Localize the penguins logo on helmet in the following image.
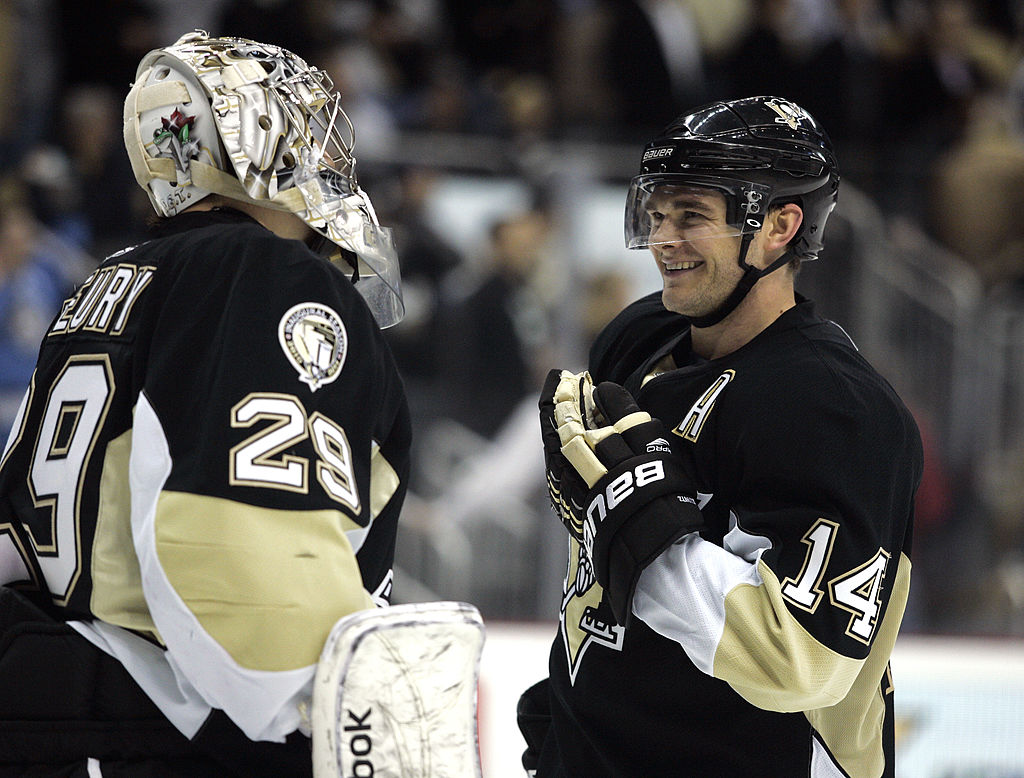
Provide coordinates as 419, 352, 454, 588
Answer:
764, 98, 810, 130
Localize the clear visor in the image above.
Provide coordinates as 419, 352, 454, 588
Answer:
308, 178, 404, 329
624, 177, 772, 250
348, 219, 404, 330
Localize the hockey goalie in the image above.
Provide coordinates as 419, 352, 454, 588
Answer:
0, 29, 482, 777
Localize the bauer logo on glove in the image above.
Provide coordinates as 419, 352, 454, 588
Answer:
584, 460, 667, 559
541, 368, 706, 624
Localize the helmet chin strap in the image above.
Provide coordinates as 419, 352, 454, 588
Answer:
686, 235, 793, 328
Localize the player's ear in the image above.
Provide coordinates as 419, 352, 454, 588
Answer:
763, 203, 803, 252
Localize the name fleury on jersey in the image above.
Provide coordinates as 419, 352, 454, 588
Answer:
48, 259, 155, 338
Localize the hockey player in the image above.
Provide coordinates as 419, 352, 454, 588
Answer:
0, 32, 411, 776
520, 96, 923, 777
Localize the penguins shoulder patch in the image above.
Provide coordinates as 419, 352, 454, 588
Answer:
278, 302, 347, 392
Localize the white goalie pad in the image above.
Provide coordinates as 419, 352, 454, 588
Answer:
311, 601, 485, 778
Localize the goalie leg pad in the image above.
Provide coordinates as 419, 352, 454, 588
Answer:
311, 602, 485, 778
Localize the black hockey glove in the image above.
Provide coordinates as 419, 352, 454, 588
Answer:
552, 372, 704, 625
517, 678, 553, 774
539, 369, 589, 542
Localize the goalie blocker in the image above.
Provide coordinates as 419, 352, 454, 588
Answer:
311, 602, 485, 778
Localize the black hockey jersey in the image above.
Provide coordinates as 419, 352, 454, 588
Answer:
0, 209, 411, 744
542, 293, 921, 777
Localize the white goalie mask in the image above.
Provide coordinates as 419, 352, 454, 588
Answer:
123, 30, 403, 328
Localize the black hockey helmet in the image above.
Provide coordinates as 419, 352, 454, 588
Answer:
625, 96, 840, 261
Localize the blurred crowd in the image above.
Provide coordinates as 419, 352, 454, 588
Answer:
3, 0, 1024, 634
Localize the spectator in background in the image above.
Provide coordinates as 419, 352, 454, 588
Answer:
16, 144, 89, 249
0, 180, 69, 439
59, 85, 148, 257
930, 437, 1024, 636
0, 0, 16, 167
213, 0, 334, 61
873, 0, 1016, 221
356, 0, 445, 109
439, 208, 555, 438
55, 0, 161, 92
578, 269, 632, 347
442, 0, 559, 86
498, 72, 556, 146
320, 37, 400, 160
547, 0, 682, 142
0, 0, 59, 172
928, 90, 1024, 289
708, 0, 1018, 220
9, 88, 148, 259
379, 166, 464, 405
399, 51, 504, 135
712, 0, 851, 130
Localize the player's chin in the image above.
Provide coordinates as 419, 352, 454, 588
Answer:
661, 286, 697, 316
662, 281, 720, 318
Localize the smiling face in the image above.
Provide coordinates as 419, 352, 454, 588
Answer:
643, 184, 748, 318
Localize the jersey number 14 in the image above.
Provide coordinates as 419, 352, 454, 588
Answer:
781, 518, 891, 645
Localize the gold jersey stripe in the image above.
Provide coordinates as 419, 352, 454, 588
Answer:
91, 428, 163, 642
154, 491, 374, 672
714, 559, 864, 712
369, 442, 400, 520
806, 552, 911, 778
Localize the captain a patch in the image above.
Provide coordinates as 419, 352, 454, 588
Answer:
278, 302, 347, 392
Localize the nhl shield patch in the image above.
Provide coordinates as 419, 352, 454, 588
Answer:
278, 302, 347, 391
